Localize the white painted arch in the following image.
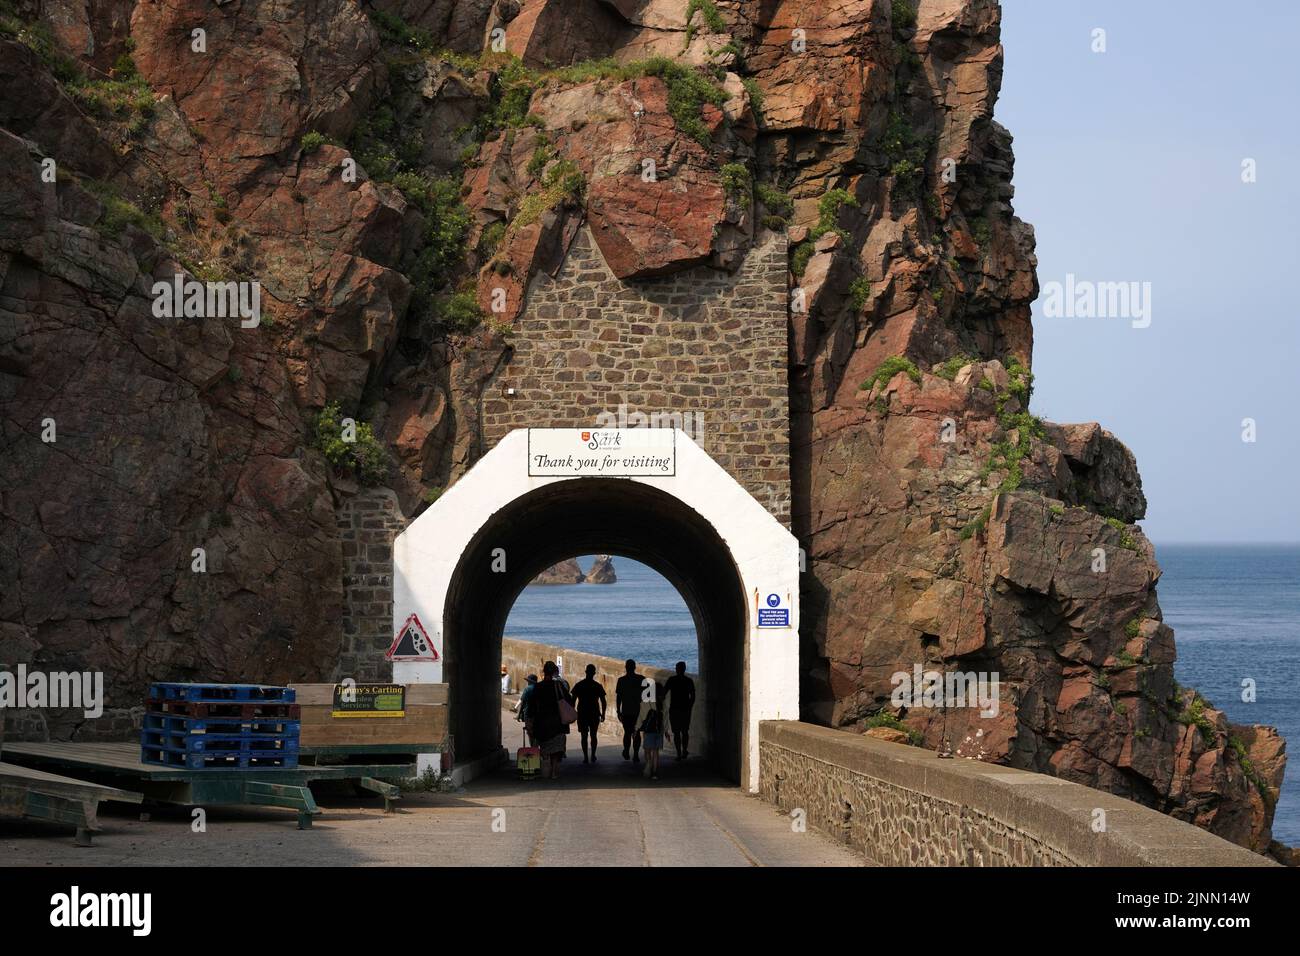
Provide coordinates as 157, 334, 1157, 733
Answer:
392, 428, 800, 791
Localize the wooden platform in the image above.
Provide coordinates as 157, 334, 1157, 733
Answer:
0, 760, 142, 845
292, 682, 448, 755
2, 742, 416, 827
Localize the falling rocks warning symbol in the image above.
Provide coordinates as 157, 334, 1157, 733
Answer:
386, 613, 439, 661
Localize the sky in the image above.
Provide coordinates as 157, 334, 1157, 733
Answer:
995, 0, 1300, 544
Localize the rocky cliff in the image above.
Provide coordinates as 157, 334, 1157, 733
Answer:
530, 558, 584, 585
0, 0, 1285, 854
584, 554, 616, 583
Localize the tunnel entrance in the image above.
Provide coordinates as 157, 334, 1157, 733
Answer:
448, 482, 746, 780
392, 429, 799, 791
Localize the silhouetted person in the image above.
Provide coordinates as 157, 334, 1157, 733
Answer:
516, 672, 539, 747
664, 661, 696, 761
638, 679, 665, 780
531, 661, 574, 779
570, 664, 607, 764
615, 659, 644, 763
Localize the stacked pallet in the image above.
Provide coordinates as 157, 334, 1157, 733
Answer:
140, 683, 300, 770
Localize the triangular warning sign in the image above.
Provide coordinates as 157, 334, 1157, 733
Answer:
387, 613, 439, 662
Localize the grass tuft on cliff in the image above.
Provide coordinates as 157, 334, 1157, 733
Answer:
792, 188, 858, 275
2, 7, 156, 133
864, 712, 922, 746
720, 163, 752, 207
313, 402, 391, 485
511, 158, 585, 231
861, 355, 921, 392
936, 354, 977, 380
81, 179, 164, 241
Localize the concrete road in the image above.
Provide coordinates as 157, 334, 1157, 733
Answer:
0, 709, 862, 867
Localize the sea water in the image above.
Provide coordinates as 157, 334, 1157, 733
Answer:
505, 547, 1300, 845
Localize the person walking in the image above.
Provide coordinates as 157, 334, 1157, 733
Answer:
531, 661, 573, 779
570, 664, 607, 764
663, 661, 696, 761
516, 673, 538, 747
638, 679, 665, 780
615, 659, 644, 763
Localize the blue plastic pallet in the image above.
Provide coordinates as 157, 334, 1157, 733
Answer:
147, 683, 296, 703
140, 746, 299, 770
142, 712, 300, 736
140, 730, 299, 755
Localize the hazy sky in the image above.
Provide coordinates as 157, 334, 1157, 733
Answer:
996, 1, 1299, 544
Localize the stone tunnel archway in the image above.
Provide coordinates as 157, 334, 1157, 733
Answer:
392, 429, 799, 791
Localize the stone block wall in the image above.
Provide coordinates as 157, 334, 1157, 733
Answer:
482, 227, 791, 522
758, 720, 1274, 867
336, 488, 408, 682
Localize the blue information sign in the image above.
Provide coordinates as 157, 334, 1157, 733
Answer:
758, 592, 791, 628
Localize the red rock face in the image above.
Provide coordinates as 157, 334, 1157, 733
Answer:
554, 76, 728, 279
0, 0, 1286, 852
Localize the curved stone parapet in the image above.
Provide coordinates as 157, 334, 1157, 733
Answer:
759, 721, 1275, 867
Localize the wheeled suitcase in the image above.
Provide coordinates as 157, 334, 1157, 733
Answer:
516, 725, 541, 778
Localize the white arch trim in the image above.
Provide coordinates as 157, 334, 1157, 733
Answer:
391, 428, 800, 791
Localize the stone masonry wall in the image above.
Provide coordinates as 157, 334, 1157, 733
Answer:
758, 721, 1274, 867
483, 227, 791, 522
336, 488, 407, 682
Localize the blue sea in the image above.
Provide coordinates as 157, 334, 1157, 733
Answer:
1159, 544, 1300, 846
506, 548, 1299, 845
506, 558, 698, 669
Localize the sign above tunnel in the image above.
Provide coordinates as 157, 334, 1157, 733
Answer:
527, 428, 676, 478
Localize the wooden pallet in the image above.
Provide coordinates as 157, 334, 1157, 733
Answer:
1, 742, 414, 826
0, 761, 143, 845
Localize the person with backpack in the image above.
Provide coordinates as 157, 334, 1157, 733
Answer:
531, 661, 575, 779
516, 673, 538, 747
637, 678, 665, 780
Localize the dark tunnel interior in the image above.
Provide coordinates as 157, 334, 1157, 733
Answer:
442, 479, 748, 782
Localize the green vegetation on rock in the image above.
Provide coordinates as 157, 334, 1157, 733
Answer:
511, 158, 584, 231
848, 276, 873, 311
891, 0, 919, 30
881, 109, 928, 200
936, 354, 976, 380
82, 179, 164, 241
755, 183, 793, 229
864, 712, 922, 746
313, 401, 391, 485
792, 188, 858, 275
720, 163, 752, 207
685, 0, 726, 46
1, 8, 155, 134
860, 355, 921, 391
366, 8, 435, 52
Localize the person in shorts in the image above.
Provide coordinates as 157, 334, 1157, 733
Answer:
663, 661, 696, 760
615, 659, 644, 763
570, 664, 607, 763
